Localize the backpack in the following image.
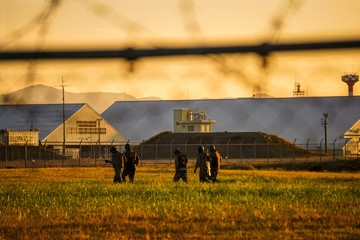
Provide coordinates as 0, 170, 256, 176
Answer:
178, 154, 188, 168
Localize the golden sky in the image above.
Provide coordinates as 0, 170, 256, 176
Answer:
1, 0, 360, 99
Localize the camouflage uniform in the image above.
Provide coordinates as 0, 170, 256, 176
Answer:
209, 145, 222, 182
173, 148, 188, 183
194, 146, 211, 182
108, 147, 124, 183
122, 144, 140, 183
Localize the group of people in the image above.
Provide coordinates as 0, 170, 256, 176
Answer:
105, 143, 140, 183
107, 143, 222, 183
173, 145, 222, 183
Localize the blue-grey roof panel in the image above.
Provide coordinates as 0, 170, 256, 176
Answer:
101, 97, 360, 143
0, 104, 85, 139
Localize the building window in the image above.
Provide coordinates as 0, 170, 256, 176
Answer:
188, 125, 194, 131
77, 121, 97, 127
67, 127, 106, 135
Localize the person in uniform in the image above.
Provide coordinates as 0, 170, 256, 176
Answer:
122, 143, 140, 183
194, 145, 211, 183
105, 146, 124, 183
208, 145, 222, 182
173, 148, 188, 183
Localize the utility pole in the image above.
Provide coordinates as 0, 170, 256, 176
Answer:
321, 113, 328, 154
62, 77, 66, 163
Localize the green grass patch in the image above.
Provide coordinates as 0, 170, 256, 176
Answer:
0, 166, 359, 239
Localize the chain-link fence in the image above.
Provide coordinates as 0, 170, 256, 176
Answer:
1, 139, 356, 168
0, 144, 119, 168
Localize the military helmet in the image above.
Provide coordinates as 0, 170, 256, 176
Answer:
110, 146, 117, 153
197, 145, 204, 153
209, 145, 216, 151
174, 148, 181, 154
125, 143, 131, 150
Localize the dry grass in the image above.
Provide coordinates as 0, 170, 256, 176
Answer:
0, 165, 359, 239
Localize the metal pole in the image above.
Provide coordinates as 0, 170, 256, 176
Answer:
319, 139, 323, 162
155, 139, 160, 164
266, 140, 269, 165
321, 113, 328, 154
5, 145, 7, 167
25, 141, 28, 168
79, 139, 83, 166
226, 138, 231, 163
306, 139, 310, 161
97, 118, 102, 160
344, 138, 349, 160
332, 138, 337, 161
140, 144, 143, 165
62, 77, 66, 167
293, 139, 297, 162
184, 139, 189, 153
170, 138, 174, 164
254, 139, 257, 164
240, 139, 243, 164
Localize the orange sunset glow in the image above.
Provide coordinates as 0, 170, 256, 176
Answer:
1, 0, 360, 99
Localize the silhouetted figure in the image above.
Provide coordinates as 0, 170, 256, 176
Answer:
105, 146, 124, 183
122, 144, 140, 183
208, 145, 222, 182
194, 145, 211, 183
173, 148, 188, 183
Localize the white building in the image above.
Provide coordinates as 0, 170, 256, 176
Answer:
342, 119, 360, 156
0, 103, 128, 157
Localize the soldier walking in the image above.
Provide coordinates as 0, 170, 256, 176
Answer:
105, 146, 124, 183
122, 143, 140, 183
173, 148, 188, 183
208, 145, 222, 182
194, 145, 211, 183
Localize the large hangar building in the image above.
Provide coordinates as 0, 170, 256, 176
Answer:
102, 96, 360, 144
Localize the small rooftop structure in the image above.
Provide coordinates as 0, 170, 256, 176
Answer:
0, 128, 40, 146
174, 108, 216, 133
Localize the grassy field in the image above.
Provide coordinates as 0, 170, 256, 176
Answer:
0, 165, 359, 239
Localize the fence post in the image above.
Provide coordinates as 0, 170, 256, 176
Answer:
253, 139, 257, 164
306, 139, 310, 161
266, 140, 269, 165
226, 138, 231, 163
140, 143, 143, 166
184, 139, 189, 153
344, 138, 349, 160
293, 139, 297, 162
5, 145, 8, 167
170, 138, 174, 164
155, 139, 160, 164
319, 139, 323, 162
95, 139, 100, 166
79, 140, 83, 166
25, 141, 28, 168
280, 142, 283, 162
38, 144, 41, 162
240, 139, 243, 164
332, 138, 337, 161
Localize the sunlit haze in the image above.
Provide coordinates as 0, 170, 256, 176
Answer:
1, 0, 360, 99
